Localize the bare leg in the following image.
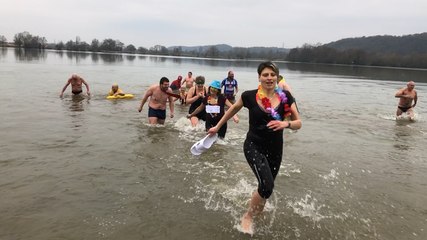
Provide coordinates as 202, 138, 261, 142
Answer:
241, 191, 266, 235
190, 116, 199, 127
396, 108, 403, 118
148, 117, 158, 124
408, 108, 415, 121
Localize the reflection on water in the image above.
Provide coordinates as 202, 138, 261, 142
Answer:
67, 94, 88, 112
91, 52, 99, 62
100, 53, 123, 63
284, 62, 427, 83
5, 47, 427, 84
392, 120, 418, 152
126, 55, 136, 61
14, 48, 47, 61
0, 47, 7, 57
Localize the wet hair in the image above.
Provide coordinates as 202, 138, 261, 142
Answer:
159, 77, 169, 84
195, 76, 205, 84
257, 61, 279, 76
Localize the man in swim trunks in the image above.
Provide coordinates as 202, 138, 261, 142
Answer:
60, 74, 90, 97
395, 81, 418, 120
181, 71, 195, 104
138, 77, 175, 124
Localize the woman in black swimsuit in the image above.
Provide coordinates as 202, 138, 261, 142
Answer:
208, 61, 302, 234
186, 76, 208, 127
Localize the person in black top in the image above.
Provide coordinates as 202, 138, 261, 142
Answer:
186, 76, 208, 127
208, 61, 302, 235
187, 80, 238, 138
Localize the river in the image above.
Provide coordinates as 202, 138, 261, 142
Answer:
0, 47, 426, 239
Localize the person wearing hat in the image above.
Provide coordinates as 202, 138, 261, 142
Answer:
187, 80, 238, 138
186, 76, 208, 127
108, 83, 125, 96
169, 75, 184, 103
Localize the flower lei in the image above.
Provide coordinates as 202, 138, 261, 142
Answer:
256, 85, 291, 120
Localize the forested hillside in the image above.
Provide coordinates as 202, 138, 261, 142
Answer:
324, 33, 427, 55
286, 33, 427, 69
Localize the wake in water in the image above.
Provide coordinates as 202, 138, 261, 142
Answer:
377, 112, 421, 122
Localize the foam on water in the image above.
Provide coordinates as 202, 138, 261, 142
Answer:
287, 193, 326, 222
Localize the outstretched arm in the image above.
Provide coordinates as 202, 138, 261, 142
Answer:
208, 97, 243, 135
187, 103, 205, 118
60, 80, 71, 97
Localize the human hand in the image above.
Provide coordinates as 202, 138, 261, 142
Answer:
267, 120, 285, 131
186, 114, 192, 119
138, 106, 143, 112
59, 93, 63, 98
207, 126, 219, 136
233, 116, 239, 123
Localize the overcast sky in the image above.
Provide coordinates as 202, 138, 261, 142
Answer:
1, 0, 426, 48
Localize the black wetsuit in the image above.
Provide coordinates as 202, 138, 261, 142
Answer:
241, 89, 295, 199
188, 88, 207, 121
203, 94, 227, 138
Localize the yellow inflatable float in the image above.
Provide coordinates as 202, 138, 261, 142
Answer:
106, 94, 134, 99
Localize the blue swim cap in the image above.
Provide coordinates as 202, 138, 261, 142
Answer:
209, 80, 221, 90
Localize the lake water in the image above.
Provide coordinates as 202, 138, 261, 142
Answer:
1, 47, 426, 240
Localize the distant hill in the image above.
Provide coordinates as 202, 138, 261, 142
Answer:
324, 32, 427, 55
168, 44, 233, 52
168, 44, 290, 54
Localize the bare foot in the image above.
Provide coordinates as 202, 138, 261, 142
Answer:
240, 212, 254, 235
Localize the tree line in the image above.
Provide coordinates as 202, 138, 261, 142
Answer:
286, 44, 427, 69
2, 31, 427, 69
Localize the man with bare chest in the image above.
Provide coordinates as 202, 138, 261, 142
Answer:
138, 77, 175, 124
395, 81, 418, 120
60, 74, 90, 97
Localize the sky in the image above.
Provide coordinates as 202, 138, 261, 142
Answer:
1, 0, 426, 49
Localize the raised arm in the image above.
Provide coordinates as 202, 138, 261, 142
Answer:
395, 88, 406, 98
186, 86, 204, 104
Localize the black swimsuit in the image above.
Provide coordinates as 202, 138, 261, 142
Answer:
188, 88, 207, 121
398, 106, 411, 112
203, 95, 227, 138
241, 89, 295, 199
